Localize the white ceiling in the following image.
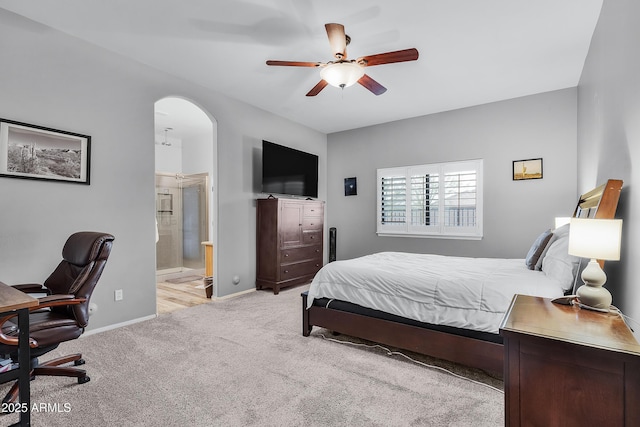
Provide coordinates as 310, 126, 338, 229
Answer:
0, 0, 603, 135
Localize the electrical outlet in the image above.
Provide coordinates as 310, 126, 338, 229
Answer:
114, 289, 123, 301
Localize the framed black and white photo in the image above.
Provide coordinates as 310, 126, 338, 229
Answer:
344, 177, 357, 196
0, 118, 91, 184
512, 158, 542, 181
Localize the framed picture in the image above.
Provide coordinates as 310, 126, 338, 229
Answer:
344, 177, 357, 196
0, 118, 91, 184
512, 158, 542, 181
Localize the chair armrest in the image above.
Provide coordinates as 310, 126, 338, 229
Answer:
37, 294, 86, 308
0, 295, 85, 348
0, 313, 38, 348
11, 283, 50, 294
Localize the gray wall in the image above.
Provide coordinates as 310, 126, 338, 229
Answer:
327, 89, 577, 260
577, 0, 640, 325
0, 9, 326, 330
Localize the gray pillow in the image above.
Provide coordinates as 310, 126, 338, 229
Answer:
525, 229, 553, 270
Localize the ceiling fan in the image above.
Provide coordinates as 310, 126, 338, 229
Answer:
266, 23, 419, 96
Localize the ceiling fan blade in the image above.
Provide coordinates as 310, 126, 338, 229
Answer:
306, 80, 328, 97
266, 60, 321, 67
325, 23, 347, 59
358, 74, 387, 95
357, 48, 419, 67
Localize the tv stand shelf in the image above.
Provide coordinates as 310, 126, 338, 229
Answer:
256, 198, 324, 294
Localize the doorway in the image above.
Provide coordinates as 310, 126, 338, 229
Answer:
154, 97, 217, 314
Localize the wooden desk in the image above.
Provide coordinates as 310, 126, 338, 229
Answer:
0, 282, 39, 427
500, 294, 640, 427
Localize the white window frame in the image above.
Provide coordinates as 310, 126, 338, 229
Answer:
377, 159, 483, 240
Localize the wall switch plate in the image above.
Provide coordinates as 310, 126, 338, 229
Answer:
114, 289, 123, 301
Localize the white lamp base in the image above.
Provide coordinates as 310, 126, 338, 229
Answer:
576, 259, 612, 310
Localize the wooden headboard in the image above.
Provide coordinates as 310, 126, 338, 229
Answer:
573, 179, 623, 220
572, 179, 623, 268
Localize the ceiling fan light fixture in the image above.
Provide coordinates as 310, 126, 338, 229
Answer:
266, 23, 418, 96
320, 62, 364, 89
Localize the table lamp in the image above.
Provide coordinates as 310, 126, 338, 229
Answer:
568, 218, 623, 310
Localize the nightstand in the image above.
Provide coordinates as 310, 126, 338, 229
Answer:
499, 294, 640, 427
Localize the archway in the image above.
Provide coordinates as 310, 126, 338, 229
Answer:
154, 97, 217, 313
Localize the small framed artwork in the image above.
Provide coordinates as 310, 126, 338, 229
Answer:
344, 177, 357, 196
512, 158, 543, 181
0, 118, 91, 184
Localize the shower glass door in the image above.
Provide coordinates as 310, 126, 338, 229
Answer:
156, 172, 209, 274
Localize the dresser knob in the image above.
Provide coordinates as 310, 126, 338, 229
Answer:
284, 270, 288, 274
284, 254, 289, 257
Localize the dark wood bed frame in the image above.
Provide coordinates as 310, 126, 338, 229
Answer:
302, 179, 623, 378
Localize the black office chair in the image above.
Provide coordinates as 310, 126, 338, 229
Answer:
0, 231, 114, 403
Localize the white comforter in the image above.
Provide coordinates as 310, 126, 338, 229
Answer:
307, 252, 566, 334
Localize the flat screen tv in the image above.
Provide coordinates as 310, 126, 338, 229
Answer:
262, 140, 318, 198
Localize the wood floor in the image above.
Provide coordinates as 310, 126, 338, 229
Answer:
157, 278, 210, 315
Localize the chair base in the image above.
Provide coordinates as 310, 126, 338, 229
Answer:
2, 353, 90, 404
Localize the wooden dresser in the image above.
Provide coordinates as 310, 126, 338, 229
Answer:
500, 294, 640, 427
256, 198, 324, 294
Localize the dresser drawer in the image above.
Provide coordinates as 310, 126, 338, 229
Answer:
304, 203, 323, 217
281, 245, 322, 264
302, 217, 322, 230
280, 258, 323, 280
302, 230, 322, 245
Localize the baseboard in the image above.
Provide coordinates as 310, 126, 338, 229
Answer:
82, 314, 157, 337
211, 288, 255, 301
81, 290, 255, 336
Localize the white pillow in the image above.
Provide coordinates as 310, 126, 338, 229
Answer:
541, 224, 582, 291
535, 223, 570, 270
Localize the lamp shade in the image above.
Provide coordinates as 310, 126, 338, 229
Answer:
568, 218, 622, 260
320, 62, 365, 88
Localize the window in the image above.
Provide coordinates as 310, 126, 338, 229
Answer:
377, 159, 483, 239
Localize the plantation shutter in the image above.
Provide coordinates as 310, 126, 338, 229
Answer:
408, 165, 439, 233
380, 174, 406, 225
377, 159, 483, 239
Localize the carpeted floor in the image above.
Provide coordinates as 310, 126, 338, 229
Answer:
1, 285, 503, 426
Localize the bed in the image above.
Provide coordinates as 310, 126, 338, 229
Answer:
302, 179, 623, 377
